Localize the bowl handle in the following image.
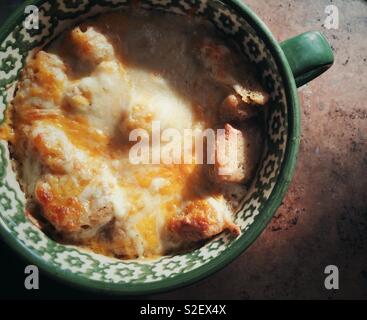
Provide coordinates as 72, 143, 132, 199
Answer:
280, 31, 334, 87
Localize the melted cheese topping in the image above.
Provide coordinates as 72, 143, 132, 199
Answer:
7, 9, 248, 259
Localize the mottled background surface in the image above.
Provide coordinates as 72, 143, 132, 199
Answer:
0, 0, 366, 299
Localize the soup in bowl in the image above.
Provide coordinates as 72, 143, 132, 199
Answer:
0, 0, 333, 294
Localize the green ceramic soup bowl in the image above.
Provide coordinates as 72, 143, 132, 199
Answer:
0, 0, 333, 295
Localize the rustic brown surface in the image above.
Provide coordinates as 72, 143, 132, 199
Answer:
155, 0, 367, 299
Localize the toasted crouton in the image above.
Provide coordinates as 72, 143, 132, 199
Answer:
70, 26, 115, 66
209, 122, 263, 184
219, 93, 260, 122
197, 38, 269, 111
167, 198, 240, 242
35, 178, 114, 239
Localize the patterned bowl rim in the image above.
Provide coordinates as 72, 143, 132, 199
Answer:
0, 0, 300, 295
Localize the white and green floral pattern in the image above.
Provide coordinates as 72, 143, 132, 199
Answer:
0, 0, 289, 292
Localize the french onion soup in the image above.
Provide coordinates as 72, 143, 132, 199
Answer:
2, 9, 269, 259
